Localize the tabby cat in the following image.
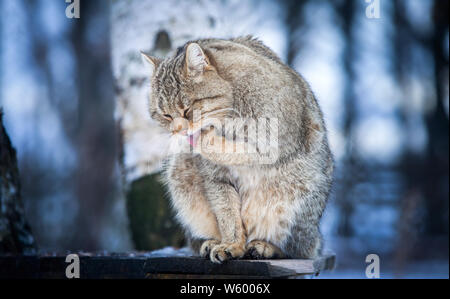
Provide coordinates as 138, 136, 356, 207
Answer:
142, 36, 333, 263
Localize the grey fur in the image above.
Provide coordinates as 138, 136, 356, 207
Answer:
144, 36, 334, 263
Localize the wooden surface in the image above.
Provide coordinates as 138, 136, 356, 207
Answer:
0, 253, 335, 279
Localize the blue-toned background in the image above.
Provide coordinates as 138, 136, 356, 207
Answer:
0, 0, 448, 278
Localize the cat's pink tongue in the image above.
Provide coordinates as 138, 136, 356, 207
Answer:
188, 135, 195, 147
188, 131, 201, 147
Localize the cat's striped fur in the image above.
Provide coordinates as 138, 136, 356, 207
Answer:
143, 36, 333, 263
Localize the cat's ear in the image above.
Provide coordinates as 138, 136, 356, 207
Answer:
141, 52, 160, 75
185, 43, 209, 77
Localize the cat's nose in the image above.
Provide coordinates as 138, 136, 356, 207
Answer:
172, 117, 188, 135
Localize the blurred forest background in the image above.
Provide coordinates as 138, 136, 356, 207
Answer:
0, 0, 448, 278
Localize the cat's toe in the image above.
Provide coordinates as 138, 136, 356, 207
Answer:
209, 243, 245, 264
200, 240, 220, 258
245, 246, 262, 259
245, 241, 284, 259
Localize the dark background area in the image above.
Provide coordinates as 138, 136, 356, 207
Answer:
0, 0, 448, 278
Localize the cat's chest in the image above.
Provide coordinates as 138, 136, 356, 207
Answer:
229, 166, 272, 197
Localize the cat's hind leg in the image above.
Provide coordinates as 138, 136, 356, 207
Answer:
241, 181, 323, 260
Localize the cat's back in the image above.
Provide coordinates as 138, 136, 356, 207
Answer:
227, 36, 283, 64
191, 36, 283, 67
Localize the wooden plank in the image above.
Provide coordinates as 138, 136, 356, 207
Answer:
0, 253, 335, 279
144, 257, 296, 278
247, 253, 336, 276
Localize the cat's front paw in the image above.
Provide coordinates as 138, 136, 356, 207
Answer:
199, 240, 220, 258
209, 243, 245, 264
245, 240, 284, 260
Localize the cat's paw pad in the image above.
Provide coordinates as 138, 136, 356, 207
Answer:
245, 240, 283, 260
199, 240, 220, 258
209, 243, 245, 264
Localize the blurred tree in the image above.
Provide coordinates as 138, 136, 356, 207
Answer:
6, 0, 131, 251
0, 0, 1, 143
394, 0, 449, 263
0, 111, 36, 254
69, 0, 120, 250
393, 0, 419, 270
423, 0, 449, 236
283, 0, 307, 66
333, 0, 360, 237
19, 0, 73, 249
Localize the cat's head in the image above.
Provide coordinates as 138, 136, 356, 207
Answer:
142, 43, 233, 147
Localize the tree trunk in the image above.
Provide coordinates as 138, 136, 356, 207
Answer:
110, 0, 222, 250
333, 0, 358, 237
111, 0, 225, 184
283, 0, 307, 67
422, 0, 449, 236
0, 111, 36, 254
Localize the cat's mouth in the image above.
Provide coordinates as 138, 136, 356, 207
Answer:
188, 130, 201, 147
187, 127, 216, 148
187, 118, 215, 147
